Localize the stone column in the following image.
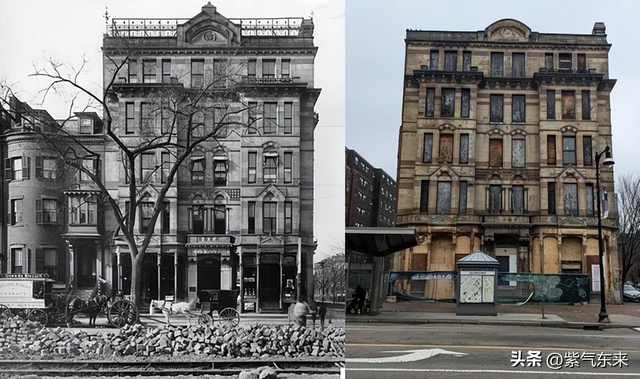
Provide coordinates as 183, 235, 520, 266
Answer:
116, 247, 122, 293
157, 252, 161, 300
221, 252, 232, 290
187, 252, 198, 302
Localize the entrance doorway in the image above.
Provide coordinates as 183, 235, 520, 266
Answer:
160, 255, 175, 299
197, 257, 221, 300
141, 255, 158, 306
259, 253, 280, 311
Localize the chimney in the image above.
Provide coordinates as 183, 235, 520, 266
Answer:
592, 22, 606, 35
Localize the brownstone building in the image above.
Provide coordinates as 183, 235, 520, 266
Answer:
393, 19, 621, 303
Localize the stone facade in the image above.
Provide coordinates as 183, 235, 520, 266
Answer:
393, 19, 620, 303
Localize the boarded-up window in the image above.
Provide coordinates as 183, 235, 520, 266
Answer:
425, 88, 435, 117
586, 183, 595, 216
559, 54, 572, 71
562, 91, 575, 119
512, 139, 525, 168
489, 185, 502, 214
548, 182, 556, 215
439, 134, 453, 163
459, 134, 469, 164
512, 95, 525, 122
545, 53, 554, 70
564, 183, 578, 216
563, 136, 576, 165
436, 182, 451, 214
489, 139, 503, 167
490, 52, 504, 76
547, 135, 556, 165
412, 254, 428, 270
441, 89, 455, 117
445, 51, 457, 71
583, 135, 592, 166
459, 181, 468, 214
512, 53, 525, 77
547, 90, 556, 119
582, 90, 591, 120
463, 51, 472, 71
490, 95, 503, 122
461, 89, 470, 118
423, 133, 433, 163
430, 50, 439, 70
577, 54, 587, 73
420, 180, 429, 212
512, 185, 524, 214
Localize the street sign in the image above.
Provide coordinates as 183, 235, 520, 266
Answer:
346, 348, 467, 363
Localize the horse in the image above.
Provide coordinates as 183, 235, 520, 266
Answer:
65, 278, 112, 327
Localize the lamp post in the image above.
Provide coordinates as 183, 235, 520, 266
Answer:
595, 145, 614, 323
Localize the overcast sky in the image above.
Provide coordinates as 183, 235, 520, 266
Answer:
0, 0, 345, 262
346, 0, 640, 181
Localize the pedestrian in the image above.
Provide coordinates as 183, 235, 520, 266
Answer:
292, 298, 311, 327
318, 302, 327, 327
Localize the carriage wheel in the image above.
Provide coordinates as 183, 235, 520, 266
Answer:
108, 299, 138, 328
27, 309, 49, 326
218, 308, 240, 327
0, 304, 12, 322
197, 313, 213, 326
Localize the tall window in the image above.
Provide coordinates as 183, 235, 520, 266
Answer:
248, 152, 257, 183
512, 95, 525, 122
511, 53, 525, 77
140, 202, 154, 233
582, 90, 591, 120
545, 53, 554, 70
284, 202, 293, 234
490, 95, 503, 122
140, 102, 152, 130
444, 51, 457, 71
192, 205, 204, 234
161, 102, 172, 134
191, 157, 205, 186
564, 183, 578, 216
7, 157, 24, 181
69, 195, 96, 225
191, 59, 204, 88
263, 156, 277, 182
490, 52, 504, 76
462, 51, 472, 71
43, 248, 58, 281
546, 90, 556, 119
162, 202, 170, 234
586, 183, 595, 216
438, 134, 453, 163
512, 185, 524, 214
548, 182, 556, 215
563, 136, 576, 165
162, 59, 171, 83
489, 185, 502, 214
125, 102, 135, 134
10, 199, 22, 225
489, 139, 503, 167
143, 59, 156, 83
36, 156, 57, 179
36, 198, 57, 224
191, 112, 205, 138
441, 88, 455, 117
11, 248, 23, 274
284, 152, 293, 183
78, 158, 96, 182
577, 54, 587, 73
128, 60, 138, 83
214, 204, 226, 234
213, 159, 227, 186
247, 101, 258, 135
419, 180, 428, 212
512, 139, 525, 168
547, 135, 557, 165
583, 135, 593, 166
461, 88, 470, 118
425, 88, 435, 117
247, 59, 256, 77
459, 134, 469, 164
284, 102, 293, 134
262, 60, 275, 78
281, 59, 291, 78
562, 91, 576, 119
263, 102, 277, 134
248, 202, 256, 234
559, 53, 572, 71
423, 133, 433, 163
161, 152, 170, 184
436, 182, 451, 214
429, 50, 439, 70
140, 153, 155, 183
263, 202, 277, 234
459, 181, 468, 214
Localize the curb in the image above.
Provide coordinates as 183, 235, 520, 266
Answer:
346, 317, 636, 330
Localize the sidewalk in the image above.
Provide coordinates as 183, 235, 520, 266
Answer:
347, 300, 640, 329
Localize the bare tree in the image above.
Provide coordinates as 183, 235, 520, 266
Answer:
617, 174, 640, 284
1, 44, 267, 306
314, 252, 345, 304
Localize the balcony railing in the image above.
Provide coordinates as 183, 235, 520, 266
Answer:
538, 67, 597, 74
242, 76, 303, 85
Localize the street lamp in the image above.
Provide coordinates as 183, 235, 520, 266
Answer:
595, 146, 614, 323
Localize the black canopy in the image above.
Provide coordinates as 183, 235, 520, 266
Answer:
346, 227, 418, 257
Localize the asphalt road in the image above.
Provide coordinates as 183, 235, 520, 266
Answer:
346, 323, 640, 378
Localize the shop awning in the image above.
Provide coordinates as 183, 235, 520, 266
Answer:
346, 227, 418, 257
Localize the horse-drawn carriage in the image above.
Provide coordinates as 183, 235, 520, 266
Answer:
197, 289, 240, 327
0, 274, 138, 328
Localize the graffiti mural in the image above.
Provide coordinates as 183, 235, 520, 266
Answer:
498, 273, 590, 303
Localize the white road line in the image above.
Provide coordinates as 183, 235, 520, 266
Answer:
634, 327, 640, 333
348, 327, 639, 339
346, 368, 640, 376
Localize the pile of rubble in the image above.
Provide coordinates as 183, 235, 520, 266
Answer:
0, 317, 345, 359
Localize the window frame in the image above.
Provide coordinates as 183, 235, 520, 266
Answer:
248, 152, 257, 183
582, 90, 591, 120
562, 136, 576, 166
546, 90, 556, 120
423, 133, 433, 163
263, 102, 277, 134
490, 94, 504, 123
425, 88, 435, 117
191, 59, 205, 88
284, 102, 293, 134
262, 59, 276, 78
162, 59, 171, 83
284, 202, 293, 234
512, 94, 526, 123
436, 181, 452, 214
511, 53, 526, 77
490, 52, 504, 77
284, 152, 293, 184
583, 135, 593, 166
142, 59, 157, 83
441, 88, 455, 117
511, 138, 526, 168
125, 102, 135, 134
262, 202, 277, 234
263, 155, 277, 183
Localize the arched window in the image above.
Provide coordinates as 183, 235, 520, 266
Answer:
213, 195, 226, 234
190, 154, 205, 186
213, 152, 228, 186
263, 150, 278, 183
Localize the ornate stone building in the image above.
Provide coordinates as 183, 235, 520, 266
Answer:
393, 19, 620, 302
